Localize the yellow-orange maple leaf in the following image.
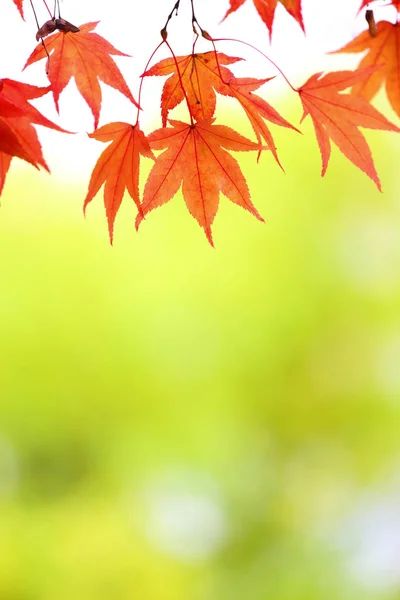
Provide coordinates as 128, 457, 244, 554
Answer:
136, 119, 265, 246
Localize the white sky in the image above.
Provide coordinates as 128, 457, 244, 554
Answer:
0, 0, 390, 177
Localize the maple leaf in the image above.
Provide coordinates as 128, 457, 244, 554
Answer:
334, 21, 400, 119
218, 76, 299, 165
136, 119, 265, 246
12, 0, 24, 18
24, 22, 140, 129
143, 52, 242, 125
0, 78, 68, 192
0, 82, 30, 119
297, 69, 400, 189
0, 79, 66, 169
84, 122, 155, 244
0, 79, 65, 132
223, 0, 304, 37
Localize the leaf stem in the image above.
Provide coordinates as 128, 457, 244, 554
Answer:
210, 36, 297, 92
41, 0, 53, 18
162, 0, 181, 34
165, 39, 195, 125
30, 0, 51, 70
190, 0, 200, 34
53, 0, 60, 19
136, 40, 165, 126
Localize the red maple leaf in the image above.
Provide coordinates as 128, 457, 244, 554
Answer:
0, 79, 65, 132
0, 78, 68, 191
297, 69, 400, 189
12, 0, 24, 18
136, 119, 265, 246
223, 0, 304, 37
24, 22, 139, 129
84, 122, 155, 244
0, 119, 33, 163
334, 21, 400, 119
0, 80, 38, 165
143, 52, 242, 126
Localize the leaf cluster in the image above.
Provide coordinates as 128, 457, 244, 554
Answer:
2, 0, 400, 244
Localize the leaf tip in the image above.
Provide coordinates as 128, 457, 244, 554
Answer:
107, 218, 115, 245
202, 223, 214, 247
253, 210, 265, 224
206, 232, 215, 248
135, 213, 143, 232
83, 198, 89, 217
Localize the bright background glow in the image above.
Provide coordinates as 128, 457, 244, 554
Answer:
1, 1, 400, 599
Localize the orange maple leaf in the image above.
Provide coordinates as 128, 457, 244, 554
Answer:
84, 122, 155, 244
24, 22, 139, 129
218, 76, 299, 165
223, 0, 304, 37
0, 78, 67, 169
297, 69, 400, 189
334, 21, 400, 119
136, 119, 265, 246
143, 52, 242, 125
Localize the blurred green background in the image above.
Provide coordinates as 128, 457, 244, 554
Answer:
1, 100, 400, 600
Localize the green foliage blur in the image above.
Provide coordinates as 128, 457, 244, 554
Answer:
1, 104, 400, 600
